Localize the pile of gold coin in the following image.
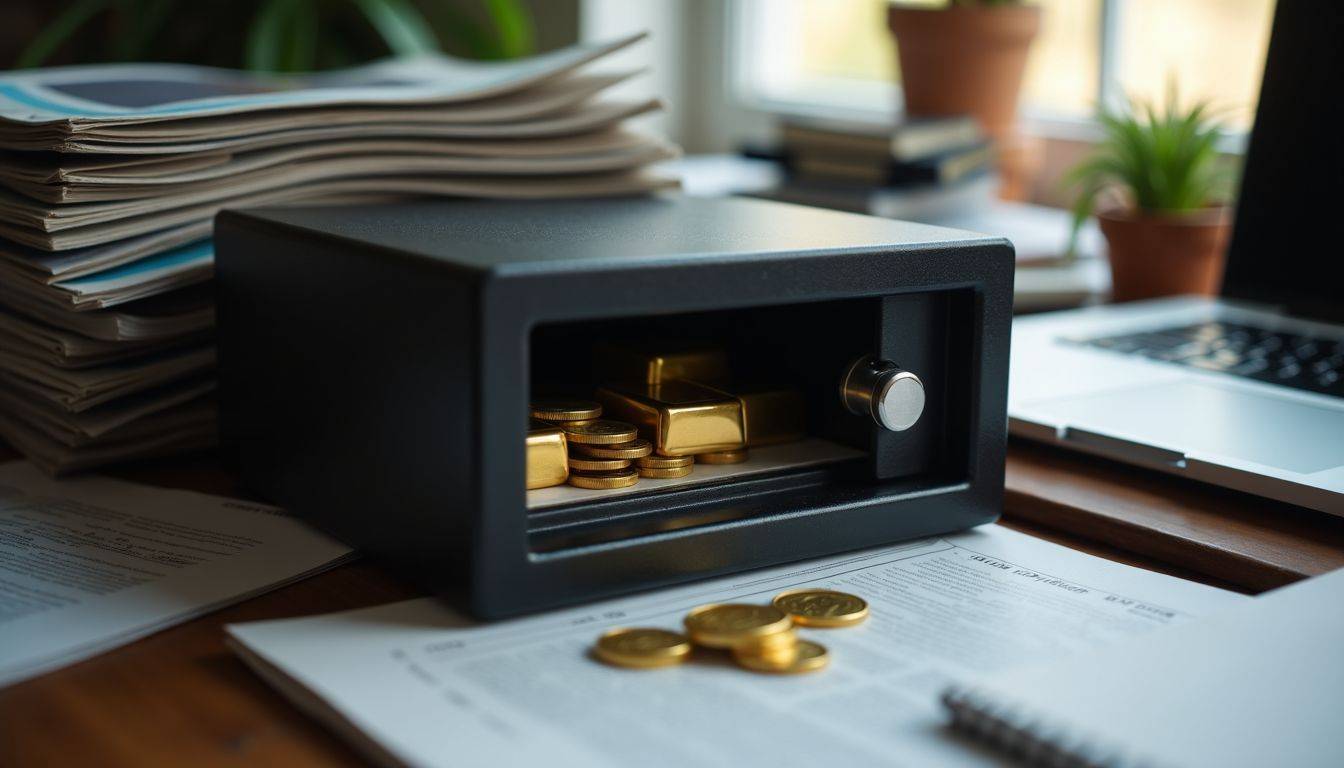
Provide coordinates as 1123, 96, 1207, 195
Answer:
530, 398, 704, 490
526, 344, 812, 492
592, 588, 868, 674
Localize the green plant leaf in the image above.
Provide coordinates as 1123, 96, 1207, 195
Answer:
352, 0, 439, 58
284, 0, 319, 71
420, 3, 497, 59
483, 0, 535, 59
246, 0, 296, 72
1063, 86, 1230, 252
16, 0, 112, 68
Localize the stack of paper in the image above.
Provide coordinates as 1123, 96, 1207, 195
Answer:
0, 33, 677, 473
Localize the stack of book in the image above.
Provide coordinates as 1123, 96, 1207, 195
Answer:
767, 116, 995, 218
752, 119, 1105, 306
0, 33, 678, 474
783, 117, 988, 185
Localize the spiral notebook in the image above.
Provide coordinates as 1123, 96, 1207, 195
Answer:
942, 567, 1344, 768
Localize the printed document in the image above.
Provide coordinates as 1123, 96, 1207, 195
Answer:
227, 524, 1246, 768
0, 461, 351, 687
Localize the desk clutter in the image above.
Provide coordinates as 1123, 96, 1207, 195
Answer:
0, 33, 676, 474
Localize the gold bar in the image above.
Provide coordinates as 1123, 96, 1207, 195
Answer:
596, 381, 745, 457
595, 343, 729, 384
525, 418, 569, 490
735, 387, 806, 447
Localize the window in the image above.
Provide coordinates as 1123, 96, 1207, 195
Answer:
732, 0, 1275, 132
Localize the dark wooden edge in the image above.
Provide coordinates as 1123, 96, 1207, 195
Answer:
1004, 438, 1344, 594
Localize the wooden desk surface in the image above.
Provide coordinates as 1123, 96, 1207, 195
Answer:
1003, 439, 1344, 593
3, 443, 1343, 766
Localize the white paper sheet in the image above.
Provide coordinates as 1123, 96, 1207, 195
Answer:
943, 567, 1344, 768
226, 525, 1247, 768
0, 462, 352, 687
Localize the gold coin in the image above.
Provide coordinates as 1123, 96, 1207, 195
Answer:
564, 420, 639, 445
635, 454, 694, 469
568, 456, 632, 471
696, 448, 749, 465
594, 628, 692, 669
683, 603, 792, 649
573, 438, 653, 459
530, 399, 602, 422
732, 629, 799, 669
637, 465, 693, 479
772, 589, 870, 627
741, 647, 799, 671
734, 639, 829, 674
567, 467, 639, 489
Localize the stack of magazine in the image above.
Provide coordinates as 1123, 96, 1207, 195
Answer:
0, 33, 677, 474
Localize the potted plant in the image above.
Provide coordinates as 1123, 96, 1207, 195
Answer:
1067, 91, 1236, 302
887, 0, 1041, 139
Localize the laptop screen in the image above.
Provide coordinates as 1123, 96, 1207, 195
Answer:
1221, 0, 1344, 323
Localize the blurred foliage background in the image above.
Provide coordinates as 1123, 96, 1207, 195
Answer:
4, 0, 578, 71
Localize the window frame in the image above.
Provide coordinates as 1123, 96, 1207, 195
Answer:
723, 0, 1251, 150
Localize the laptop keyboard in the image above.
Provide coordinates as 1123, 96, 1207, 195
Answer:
1073, 321, 1344, 398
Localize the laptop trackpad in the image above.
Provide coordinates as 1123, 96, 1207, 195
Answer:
1030, 381, 1344, 474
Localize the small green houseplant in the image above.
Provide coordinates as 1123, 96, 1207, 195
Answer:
1066, 89, 1236, 301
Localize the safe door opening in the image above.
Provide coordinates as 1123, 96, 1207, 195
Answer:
523, 292, 975, 552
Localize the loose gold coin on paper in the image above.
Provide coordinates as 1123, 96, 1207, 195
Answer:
772, 589, 870, 628
732, 629, 800, 670
637, 465, 693, 479
594, 628, 692, 669
530, 399, 602, 422
696, 448, 749, 465
636, 454, 694, 469
734, 639, 829, 675
567, 467, 639, 489
564, 420, 639, 445
683, 603, 792, 649
574, 438, 653, 459
568, 456, 632, 472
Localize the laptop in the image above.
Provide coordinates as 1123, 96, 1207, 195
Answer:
1008, 0, 1344, 515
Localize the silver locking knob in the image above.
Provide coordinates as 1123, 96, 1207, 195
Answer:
840, 355, 925, 432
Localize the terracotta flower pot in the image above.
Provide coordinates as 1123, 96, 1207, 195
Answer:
1097, 207, 1232, 303
887, 4, 1042, 139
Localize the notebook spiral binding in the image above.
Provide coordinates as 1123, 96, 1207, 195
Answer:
942, 686, 1154, 768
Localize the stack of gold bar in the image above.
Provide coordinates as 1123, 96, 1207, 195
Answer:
596, 342, 807, 466
597, 380, 745, 460
591, 588, 868, 674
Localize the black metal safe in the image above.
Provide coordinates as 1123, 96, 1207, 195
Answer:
214, 195, 1014, 618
